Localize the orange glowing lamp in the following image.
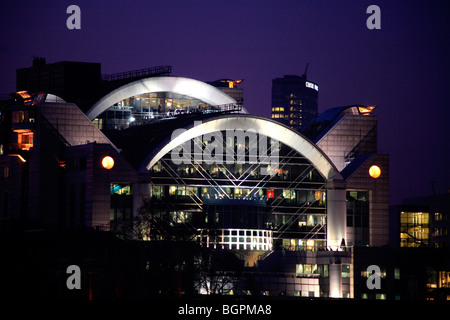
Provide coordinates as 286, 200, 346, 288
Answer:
102, 156, 114, 170
369, 165, 381, 179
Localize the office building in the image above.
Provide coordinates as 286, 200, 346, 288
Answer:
271, 73, 318, 131
16, 57, 102, 112
0, 61, 399, 299
208, 79, 244, 105
390, 192, 450, 249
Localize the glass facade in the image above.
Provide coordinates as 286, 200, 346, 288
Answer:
346, 191, 369, 246
110, 183, 133, 237
199, 228, 273, 251
400, 211, 430, 247
95, 92, 216, 130
148, 130, 327, 251
427, 270, 450, 290
271, 75, 318, 131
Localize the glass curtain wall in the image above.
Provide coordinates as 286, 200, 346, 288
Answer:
97, 92, 211, 130
148, 130, 327, 251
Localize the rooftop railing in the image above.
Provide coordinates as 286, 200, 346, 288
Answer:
101, 65, 172, 82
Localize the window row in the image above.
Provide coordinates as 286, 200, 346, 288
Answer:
152, 185, 326, 205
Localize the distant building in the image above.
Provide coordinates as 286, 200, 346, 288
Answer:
302, 105, 388, 247
208, 79, 244, 105
352, 246, 450, 300
3, 60, 425, 300
390, 192, 450, 249
16, 57, 102, 112
15, 57, 172, 116
0, 76, 390, 299
271, 73, 318, 131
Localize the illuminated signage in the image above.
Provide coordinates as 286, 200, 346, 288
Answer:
305, 81, 319, 91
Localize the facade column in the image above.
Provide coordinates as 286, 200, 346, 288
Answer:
329, 262, 342, 298
326, 179, 347, 250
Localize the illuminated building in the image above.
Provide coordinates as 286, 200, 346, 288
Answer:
303, 105, 389, 247
0, 64, 400, 299
271, 73, 318, 131
91, 77, 244, 130
390, 192, 450, 249
208, 79, 244, 105
16, 57, 172, 127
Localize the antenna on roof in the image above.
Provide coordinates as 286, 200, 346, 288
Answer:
303, 63, 309, 78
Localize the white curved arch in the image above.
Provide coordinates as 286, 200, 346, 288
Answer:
86, 76, 245, 120
146, 116, 342, 180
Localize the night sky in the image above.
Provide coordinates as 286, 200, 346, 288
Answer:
0, 0, 449, 205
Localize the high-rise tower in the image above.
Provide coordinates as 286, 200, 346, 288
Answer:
271, 67, 318, 131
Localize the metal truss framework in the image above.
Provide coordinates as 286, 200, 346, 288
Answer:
149, 130, 328, 247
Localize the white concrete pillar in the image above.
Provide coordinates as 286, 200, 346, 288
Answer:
329, 262, 342, 298
326, 181, 347, 250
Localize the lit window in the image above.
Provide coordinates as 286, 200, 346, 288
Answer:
17, 132, 34, 150
395, 267, 400, 280
110, 184, 131, 195
358, 106, 376, 115
342, 264, 350, 278
400, 211, 430, 247
283, 189, 295, 199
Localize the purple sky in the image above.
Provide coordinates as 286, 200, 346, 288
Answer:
1, 0, 449, 205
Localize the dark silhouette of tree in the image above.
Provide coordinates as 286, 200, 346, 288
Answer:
133, 197, 198, 241
194, 248, 244, 296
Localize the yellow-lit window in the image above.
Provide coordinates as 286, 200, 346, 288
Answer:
18, 132, 34, 150
439, 271, 450, 288
283, 189, 295, 199
400, 211, 430, 247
